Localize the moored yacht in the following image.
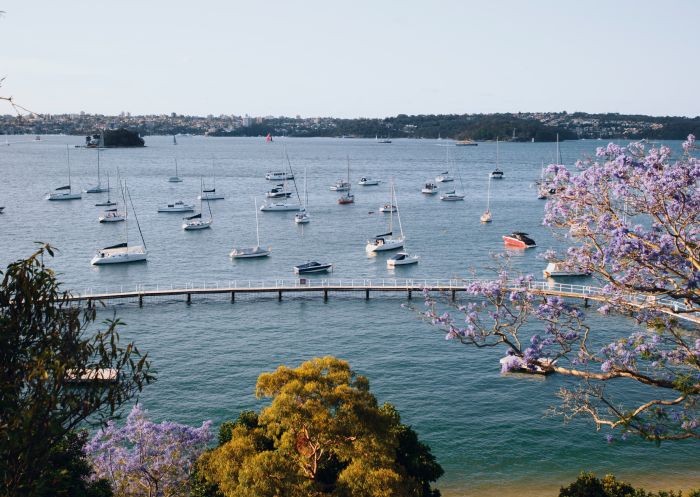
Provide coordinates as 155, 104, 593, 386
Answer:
387, 251, 419, 267
48, 146, 82, 201
440, 190, 465, 201
358, 177, 380, 186
266, 184, 293, 198
99, 208, 125, 223
158, 201, 194, 213
330, 179, 350, 191
490, 168, 504, 179
502, 232, 536, 249
435, 172, 454, 183
293, 261, 333, 274
265, 170, 294, 181
231, 198, 271, 258
421, 182, 439, 194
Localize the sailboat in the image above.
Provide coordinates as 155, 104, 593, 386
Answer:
173, 135, 178, 145
366, 181, 405, 252
386, 190, 418, 266
168, 158, 183, 183
95, 172, 117, 206
183, 178, 213, 230
199, 160, 225, 200
440, 148, 465, 201
480, 173, 493, 223
294, 168, 310, 224
337, 156, 354, 204
47, 146, 82, 200
230, 198, 271, 258
91, 181, 147, 265
86, 148, 109, 193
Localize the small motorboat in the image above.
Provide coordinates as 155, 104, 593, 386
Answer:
265, 171, 294, 181
387, 251, 419, 267
98, 208, 126, 223
440, 190, 465, 201
265, 184, 293, 198
158, 201, 194, 213
490, 168, 504, 179
543, 262, 591, 278
293, 261, 332, 274
454, 139, 478, 147
502, 232, 537, 249
379, 203, 397, 213
337, 193, 355, 204
330, 179, 350, 191
358, 177, 380, 186
435, 172, 454, 183
421, 182, 439, 194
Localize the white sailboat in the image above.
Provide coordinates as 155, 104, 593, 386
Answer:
158, 200, 195, 213
95, 172, 117, 206
91, 182, 147, 265
47, 146, 82, 201
230, 198, 271, 258
440, 148, 465, 201
337, 156, 354, 204
480, 173, 493, 223
183, 178, 213, 230
366, 181, 405, 253
386, 190, 418, 266
86, 148, 109, 193
199, 160, 225, 200
168, 158, 183, 183
294, 168, 310, 224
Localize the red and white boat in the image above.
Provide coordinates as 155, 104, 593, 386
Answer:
502, 232, 536, 249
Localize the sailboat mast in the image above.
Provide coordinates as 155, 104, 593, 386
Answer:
106, 172, 111, 202
254, 197, 261, 246
97, 147, 101, 185
556, 133, 561, 164
127, 184, 147, 250
122, 180, 129, 247
486, 174, 491, 211
175, 158, 178, 177
304, 168, 308, 209
66, 145, 72, 193
496, 137, 500, 168
389, 181, 394, 234
394, 184, 404, 238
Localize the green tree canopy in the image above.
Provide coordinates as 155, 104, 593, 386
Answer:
0, 244, 153, 495
197, 356, 442, 497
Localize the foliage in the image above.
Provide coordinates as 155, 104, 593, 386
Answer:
87, 404, 212, 497
0, 244, 153, 495
33, 431, 113, 497
196, 356, 443, 497
421, 136, 700, 442
95, 128, 145, 147
559, 471, 700, 497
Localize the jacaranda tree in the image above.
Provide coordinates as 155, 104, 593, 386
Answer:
423, 136, 699, 442
87, 405, 212, 497
0, 245, 153, 495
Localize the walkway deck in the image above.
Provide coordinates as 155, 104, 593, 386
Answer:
68, 278, 698, 325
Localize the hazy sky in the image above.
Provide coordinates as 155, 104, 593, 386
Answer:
1, 0, 698, 118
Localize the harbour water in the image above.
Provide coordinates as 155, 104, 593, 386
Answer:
1, 136, 698, 495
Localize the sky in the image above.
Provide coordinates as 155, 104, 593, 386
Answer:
1, 0, 698, 118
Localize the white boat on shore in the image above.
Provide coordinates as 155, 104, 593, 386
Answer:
543, 262, 591, 278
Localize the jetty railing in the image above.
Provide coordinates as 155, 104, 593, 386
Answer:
65, 277, 697, 323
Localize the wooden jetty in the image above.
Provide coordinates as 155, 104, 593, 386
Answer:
67, 278, 698, 325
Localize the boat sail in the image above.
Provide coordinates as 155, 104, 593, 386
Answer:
47, 146, 82, 200
91, 181, 147, 265
86, 148, 109, 193
366, 181, 405, 252
183, 178, 213, 230
230, 197, 271, 258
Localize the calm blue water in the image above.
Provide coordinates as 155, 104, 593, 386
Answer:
1, 136, 697, 495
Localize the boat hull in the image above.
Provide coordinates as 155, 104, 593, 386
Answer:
91, 247, 147, 265
158, 205, 194, 212
230, 247, 270, 258
293, 264, 332, 274
47, 193, 82, 201
366, 238, 404, 252
260, 204, 301, 212
183, 220, 213, 230
502, 236, 536, 249
86, 186, 109, 193
387, 256, 419, 266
